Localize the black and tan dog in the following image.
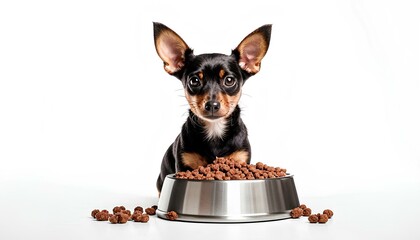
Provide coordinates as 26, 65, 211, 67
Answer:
153, 22, 272, 192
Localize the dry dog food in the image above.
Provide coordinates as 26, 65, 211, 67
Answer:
91, 209, 100, 218
166, 211, 178, 221
112, 206, 126, 214
318, 214, 329, 223
307, 209, 334, 223
95, 210, 110, 221
109, 212, 130, 224
91, 205, 157, 224
303, 208, 312, 216
290, 207, 304, 218
308, 214, 318, 223
176, 157, 287, 180
298, 204, 312, 216
132, 212, 150, 223
139, 214, 150, 223
145, 208, 156, 215
134, 206, 143, 213
290, 204, 334, 224
323, 209, 334, 218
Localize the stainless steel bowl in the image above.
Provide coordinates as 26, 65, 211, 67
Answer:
157, 174, 300, 223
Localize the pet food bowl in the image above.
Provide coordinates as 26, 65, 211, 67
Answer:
157, 174, 300, 223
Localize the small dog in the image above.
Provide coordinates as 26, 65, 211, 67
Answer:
153, 22, 272, 192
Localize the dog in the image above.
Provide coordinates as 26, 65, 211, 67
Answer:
153, 22, 272, 193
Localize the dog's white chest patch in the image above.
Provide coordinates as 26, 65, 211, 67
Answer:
204, 119, 227, 140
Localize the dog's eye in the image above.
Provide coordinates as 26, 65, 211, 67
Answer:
223, 76, 236, 87
189, 76, 201, 87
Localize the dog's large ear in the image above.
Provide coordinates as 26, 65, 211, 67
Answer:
153, 22, 191, 75
233, 24, 272, 74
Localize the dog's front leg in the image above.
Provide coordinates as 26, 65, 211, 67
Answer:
225, 150, 250, 164
180, 152, 207, 170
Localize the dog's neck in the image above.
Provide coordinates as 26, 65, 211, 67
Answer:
203, 118, 227, 140
188, 106, 241, 141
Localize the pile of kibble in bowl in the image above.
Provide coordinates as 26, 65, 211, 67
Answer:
175, 157, 287, 180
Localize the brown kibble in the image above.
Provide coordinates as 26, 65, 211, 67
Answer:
95, 211, 109, 221
175, 157, 287, 181
256, 162, 264, 170
113, 206, 122, 214
299, 204, 307, 209
308, 214, 318, 223
151, 205, 158, 210
139, 214, 149, 223
117, 213, 129, 224
214, 171, 224, 180
166, 211, 178, 221
145, 207, 156, 215
290, 207, 304, 218
318, 214, 329, 223
91, 209, 100, 218
121, 210, 131, 218
323, 209, 334, 218
131, 212, 142, 222
211, 164, 220, 171
134, 206, 143, 213
303, 208, 312, 216
109, 215, 118, 224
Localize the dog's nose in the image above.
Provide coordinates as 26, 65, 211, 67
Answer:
204, 100, 220, 113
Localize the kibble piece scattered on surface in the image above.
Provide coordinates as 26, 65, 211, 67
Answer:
151, 205, 158, 210
290, 207, 304, 218
109, 215, 118, 224
91, 209, 100, 218
166, 211, 178, 221
139, 214, 149, 223
131, 212, 142, 222
299, 204, 307, 209
318, 214, 329, 223
95, 211, 109, 221
113, 206, 125, 214
308, 214, 319, 223
134, 206, 143, 213
303, 208, 312, 216
145, 207, 156, 215
114, 213, 130, 224
121, 210, 131, 218
323, 209, 334, 218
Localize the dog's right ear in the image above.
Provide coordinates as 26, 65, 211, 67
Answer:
153, 22, 191, 75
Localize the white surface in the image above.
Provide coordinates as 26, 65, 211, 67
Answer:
2, 178, 420, 240
0, 0, 419, 239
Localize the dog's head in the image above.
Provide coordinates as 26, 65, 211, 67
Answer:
153, 22, 271, 122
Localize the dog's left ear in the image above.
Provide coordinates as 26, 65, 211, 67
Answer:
233, 24, 272, 74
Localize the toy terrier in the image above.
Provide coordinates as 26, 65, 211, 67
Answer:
153, 22, 272, 192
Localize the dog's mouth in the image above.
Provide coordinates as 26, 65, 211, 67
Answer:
202, 113, 224, 120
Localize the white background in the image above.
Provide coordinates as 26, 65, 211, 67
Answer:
0, 0, 419, 239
